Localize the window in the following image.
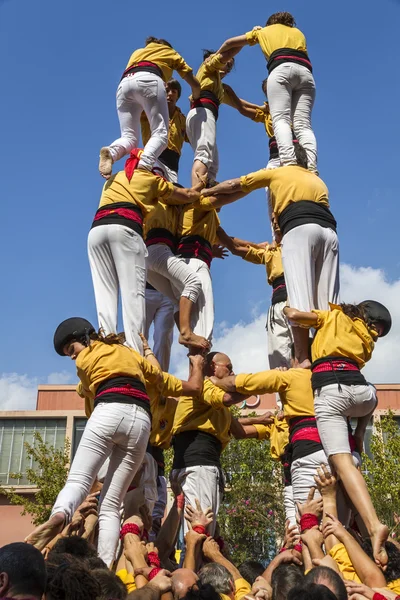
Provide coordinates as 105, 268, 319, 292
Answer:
0, 419, 66, 485
72, 418, 87, 458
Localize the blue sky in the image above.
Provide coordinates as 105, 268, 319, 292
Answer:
0, 0, 399, 387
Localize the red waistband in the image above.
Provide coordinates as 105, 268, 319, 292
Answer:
312, 360, 360, 373
177, 239, 213, 268
146, 237, 176, 250
95, 385, 150, 403
94, 207, 143, 225
272, 55, 312, 68
291, 427, 321, 445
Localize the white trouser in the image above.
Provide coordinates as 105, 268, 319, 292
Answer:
51, 403, 150, 567
283, 485, 297, 527
186, 107, 219, 180
160, 162, 178, 184
146, 244, 202, 308
152, 475, 168, 522
170, 465, 222, 536
291, 448, 361, 526
314, 384, 377, 457
109, 72, 169, 171
182, 258, 214, 343
267, 63, 317, 172
281, 224, 339, 312
144, 288, 174, 372
267, 300, 293, 369
88, 224, 146, 353
136, 452, 158, 516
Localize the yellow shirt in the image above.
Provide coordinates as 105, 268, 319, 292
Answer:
240, 166, 329, 219
253, 107, 274, 138
235, 369, 314, 419
178, 197, 220, 245
126, 43, 192, 82
312, 304, 377, 368
172, 380, 232, 449
141, 106, 187, 156
254, 418, 289, 459
246, 24, 307, 59
143, 201, 180, 237
195, 53, 237, 106
243, 244, 283, 285
76, 341, 161, 416
117, 569, 136, 593
234, 578, 252, 600
99, 169, 175, 216
147, 372, 182, 449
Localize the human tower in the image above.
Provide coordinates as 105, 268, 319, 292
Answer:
25, 12, 393, 572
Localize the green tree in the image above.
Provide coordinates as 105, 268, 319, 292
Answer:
0, 431, 70, 525
363, 410, 400, 536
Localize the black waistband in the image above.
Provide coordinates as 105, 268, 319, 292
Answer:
278, 200, 337, 237
191, 91, 220, 120
146, 228, 178, 252
267, 48, 312, 74
159, 148, 180, 173
94, 376, 151, 416
268, 135, 298, 160
271, 275, 287, 305
172, 430, 222, 469
288, 416, 323, 461
121, 61, 164, 81
91, 202, 143, 237
146, 282, 157, 291
148, 445, 165, 475
177, 234, 213, 268
311, 356, 367, 391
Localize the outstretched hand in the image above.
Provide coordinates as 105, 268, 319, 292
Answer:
185, 498, 214, 529
296, 487, 323, 519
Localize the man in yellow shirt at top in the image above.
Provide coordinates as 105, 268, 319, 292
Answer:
141, 79, 188, 184
201, 144, 339, 367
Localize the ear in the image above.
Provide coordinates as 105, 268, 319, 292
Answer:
0, 572, 10, 596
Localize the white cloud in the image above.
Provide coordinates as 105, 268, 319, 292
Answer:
0, 371, 74, 411
171, 263, 400, 384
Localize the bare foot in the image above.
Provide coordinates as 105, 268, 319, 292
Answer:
24, 512, 65, 551
99, 147, 113, 179
179, 332, 210, 350
294, 358, 311, 369
371, 523, 389, 567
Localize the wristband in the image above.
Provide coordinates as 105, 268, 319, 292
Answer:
300, 513, 319, 533
193, 525, 210, 537
176, 494, 185, 509
148, 567, 162, 580
148, 552, 161, 568
373, 595, 389, 600
279, 547, 287, 553
293, 543, 303, 553
120, 523, 141, 540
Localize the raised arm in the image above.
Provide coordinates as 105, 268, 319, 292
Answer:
283, 307, 319, 328
223, 84, 267, 120
182, 71, 201, 100
217, 34, 249, 54
202, 177, 243, 197
164, 187, 201, 206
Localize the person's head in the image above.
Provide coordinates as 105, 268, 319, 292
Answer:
261, 77, 268, 99
238, 560, 265, 585
266, 12, 296, 27
0, 542, 47, 600
304, 566, 347, 600
203, 49, 234, 78
48, 536, 98, 561
198, 563, 234, 599
271, 563, 304, 600
145, 36, 172, 48
362, 539, 400, 582
182, 582, 221, 600
92, 568, 128, 600
204, 352, 234, 379
294, 143, 308, 169
171, 569, 199, 600
54, 318, 126, 360
46, 562, 101, 600
84, 556, 108, 570
166, 79, 182, 107
287, 583, 337, 600
340, 301, 392, 338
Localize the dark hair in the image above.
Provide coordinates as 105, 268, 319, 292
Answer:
340, 303, 379, 335
287, 583, 337, 600
238, 560, 265, 585
266, 12, 296, 27
271, 563, 304, 600
46, 562, 101, 600
0, 542, 47, 599
305, 567, 347, 600
48, 536, 98, 561
294, 143, 308, 169
90, 329, 126, 345
183, 583, 221, 600
93, 568, 128, 600
203, 48, 216, 60
84, 556, 108, 570
166, 78, 182, 99
362, 539, 400, 583
261, 77, 268, 98
145, 36, 172, 48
